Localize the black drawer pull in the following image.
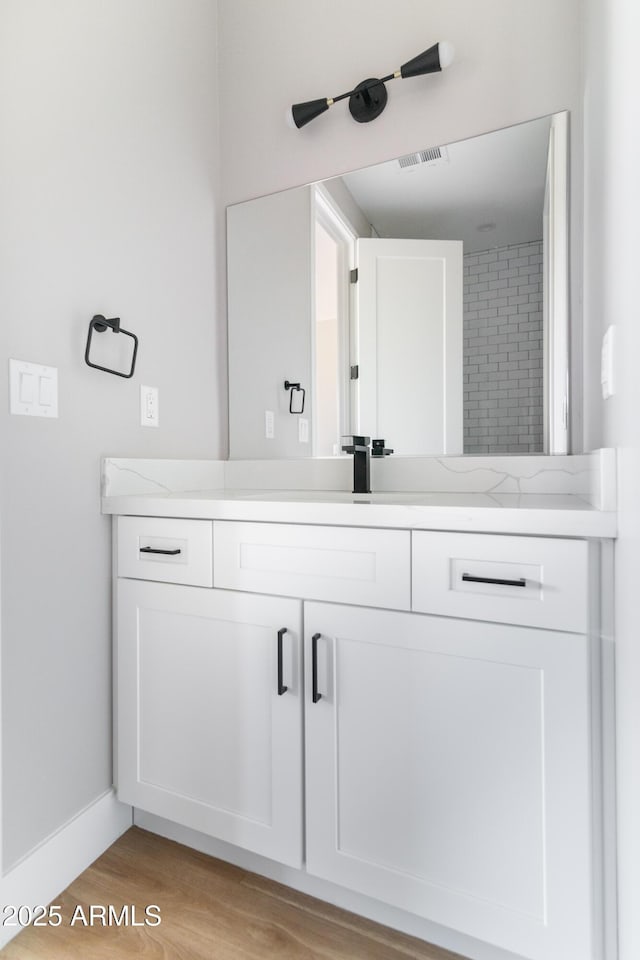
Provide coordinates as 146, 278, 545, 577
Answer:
277, 628, 288, 696
139, 546, 182, 556
462, 573, 526, 588
312, 633, 322, 703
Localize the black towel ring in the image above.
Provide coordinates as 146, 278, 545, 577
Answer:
85, 314, 138, 379
284, 380, 305, 414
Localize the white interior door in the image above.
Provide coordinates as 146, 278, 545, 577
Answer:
355, 237, 463, 454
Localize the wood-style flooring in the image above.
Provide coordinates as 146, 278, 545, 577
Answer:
2, 827, 468, 959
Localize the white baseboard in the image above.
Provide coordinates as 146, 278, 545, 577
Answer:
0, 790, 132, 949
134, 809, 519, 960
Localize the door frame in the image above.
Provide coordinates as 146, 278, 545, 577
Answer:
543, 111, 569, 454
311, 184, 357, 455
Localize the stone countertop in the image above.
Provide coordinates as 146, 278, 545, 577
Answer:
102, 488, 616, 538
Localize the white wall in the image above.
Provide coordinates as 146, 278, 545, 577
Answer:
0, 0, 222, 869
584, 0, 640, 957
218, 0, 584, 449
582, 0, 608, 455
219, 0, 582, 203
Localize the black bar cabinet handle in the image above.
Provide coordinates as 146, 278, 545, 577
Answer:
277, 628, 288, 696
312, 633, 322, 703
140, 546, 182, 556
462, 573, 527, 588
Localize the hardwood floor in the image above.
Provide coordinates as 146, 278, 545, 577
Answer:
3, 828, 468, 959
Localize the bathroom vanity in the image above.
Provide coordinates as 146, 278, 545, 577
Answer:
104, 459, 615, 960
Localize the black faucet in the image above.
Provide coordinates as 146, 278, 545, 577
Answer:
341, 435, 372, 494
341, 436, 394, 494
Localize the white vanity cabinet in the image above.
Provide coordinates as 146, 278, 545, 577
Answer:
113, 514, 602, 960
303, 601, 594, 960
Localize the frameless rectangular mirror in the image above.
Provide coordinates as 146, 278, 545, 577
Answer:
227, 112, 569, 459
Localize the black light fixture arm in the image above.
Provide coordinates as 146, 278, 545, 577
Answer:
329, 72, 397, 105
290, 41, 454, 129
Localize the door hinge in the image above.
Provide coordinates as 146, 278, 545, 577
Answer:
350, 365, 359, 380
350, 268, 358, 284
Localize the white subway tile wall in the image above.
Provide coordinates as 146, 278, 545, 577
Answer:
463, 240, 543, 454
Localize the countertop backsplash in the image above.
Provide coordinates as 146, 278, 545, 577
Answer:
102, 450, 615, 510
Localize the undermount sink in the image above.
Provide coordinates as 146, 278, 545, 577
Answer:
231, 490, 424, 504
221, 489, 592, 510
228, 489, 494, 507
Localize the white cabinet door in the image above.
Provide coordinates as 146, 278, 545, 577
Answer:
304, 602, 594, 960
117, 579, 303, 867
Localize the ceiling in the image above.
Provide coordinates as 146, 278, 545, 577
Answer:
338, 115, 552, 254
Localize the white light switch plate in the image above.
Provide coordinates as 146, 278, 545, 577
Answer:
10, 359, 58, 417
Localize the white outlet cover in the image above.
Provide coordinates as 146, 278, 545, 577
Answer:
141, 385, 159, 427
298, 417, 309, 443
601, 325, 616, 399
10, 359, 58, 418
265, 409, 275, 439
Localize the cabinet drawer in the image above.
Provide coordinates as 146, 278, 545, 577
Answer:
117, 517, 213, 586
412, 532, 589, 632
214, 521, 410, 610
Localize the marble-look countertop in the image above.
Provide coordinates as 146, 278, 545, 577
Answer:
102, 487, 616, 538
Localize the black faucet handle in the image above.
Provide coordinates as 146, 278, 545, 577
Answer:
371, 438, 394, 457
341, 434, 371, 452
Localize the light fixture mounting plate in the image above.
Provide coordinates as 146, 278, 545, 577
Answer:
349, 78, 388, 123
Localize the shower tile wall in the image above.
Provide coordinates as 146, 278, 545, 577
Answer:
463, 240, 543, 454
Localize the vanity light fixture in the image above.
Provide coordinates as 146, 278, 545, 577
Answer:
288, 41, 455, 129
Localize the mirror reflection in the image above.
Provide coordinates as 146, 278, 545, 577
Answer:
227, 113, 568, 459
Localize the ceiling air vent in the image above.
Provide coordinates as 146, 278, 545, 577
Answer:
398, 153, 421, 169
420, 145, 448, 164
397, 144, 449, 170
